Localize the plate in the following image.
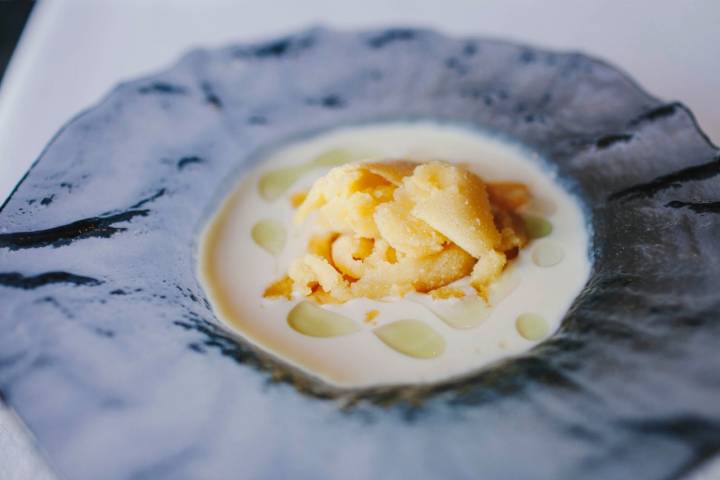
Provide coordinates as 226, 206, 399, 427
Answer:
0, 27, 719, 480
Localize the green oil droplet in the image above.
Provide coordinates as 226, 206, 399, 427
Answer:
258, 149, 361, 201
287, 302, 360, 337
532, 241, 565, 267
374, 319, 445, 359
258, 165, 308, 201
251, 219, 286, 255
309, 148, 358, 167
522, 214, 553, 239
516, 313, 549, 341
430, 297, 489, 329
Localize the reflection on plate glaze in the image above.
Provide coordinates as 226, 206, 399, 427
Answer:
199, 123, 591, 388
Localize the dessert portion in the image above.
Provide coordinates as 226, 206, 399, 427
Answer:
198, 123, 591, 388
268, 160, 528, 304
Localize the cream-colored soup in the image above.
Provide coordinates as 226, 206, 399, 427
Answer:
198, 123, 591, 388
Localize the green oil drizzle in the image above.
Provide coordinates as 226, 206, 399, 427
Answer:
287, 302, 360, 337
522, 214, 553, 239
258, 165, 309, 202
374, 319, 445, 359
258, 148, 361, 201
515, 313, 549, 341
532, 241, 565, 267
430, 297, 489, 329
251, 219, 286, 255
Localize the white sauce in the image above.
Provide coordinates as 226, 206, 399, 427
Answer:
198, 123, 591, 388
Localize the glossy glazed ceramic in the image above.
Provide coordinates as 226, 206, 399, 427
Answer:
0, 28, 718, 480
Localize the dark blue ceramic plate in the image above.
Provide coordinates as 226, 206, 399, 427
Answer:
1, 27, 719, 480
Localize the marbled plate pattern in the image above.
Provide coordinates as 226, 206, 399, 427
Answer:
0, 27, 719, 480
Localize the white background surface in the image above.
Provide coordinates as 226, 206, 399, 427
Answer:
0, 1, 718, 478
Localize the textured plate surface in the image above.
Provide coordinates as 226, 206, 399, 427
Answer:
0, 27, 719, 480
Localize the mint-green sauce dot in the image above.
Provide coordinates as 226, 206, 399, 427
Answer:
287, 302, 360, 337
251, 219, 286, 255
516, 313, 549, 341
374, 319, 445, 359
522, 214, 553, 239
